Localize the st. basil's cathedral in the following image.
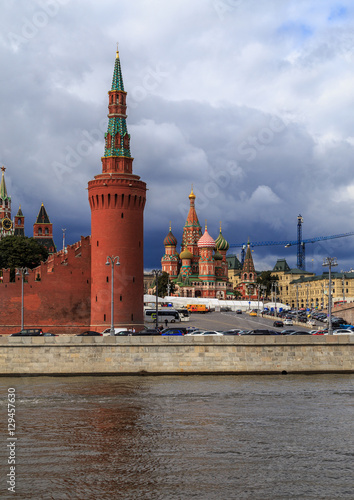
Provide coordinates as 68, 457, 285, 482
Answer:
161, 188, 235, 299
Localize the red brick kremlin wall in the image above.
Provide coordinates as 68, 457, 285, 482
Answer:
0, 236, 91, 335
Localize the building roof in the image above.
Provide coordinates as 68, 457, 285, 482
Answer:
111, 48, 125, 92
215, 225, 229, 251
163, 224, 177, 247
198, 225, 216, 248
35, 203, 51, 224
226, 254, 242, 270
273, 258, 291, 272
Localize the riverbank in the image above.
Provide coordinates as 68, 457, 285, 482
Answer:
1, 334, 353, 375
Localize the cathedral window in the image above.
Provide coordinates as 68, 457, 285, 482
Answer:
38, 228, 42, 235
45, 228, 49, 235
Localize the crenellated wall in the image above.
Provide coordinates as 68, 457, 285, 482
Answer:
0, 236, 91, 335
0, 335, 353, 376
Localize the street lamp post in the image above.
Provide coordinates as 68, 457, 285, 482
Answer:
16, 267, 29, 331
105, 256, 120, 335
323, 257, 338, 335
152, 269, 162, 330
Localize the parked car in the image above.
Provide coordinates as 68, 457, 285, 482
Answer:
223, 329, 243, 335
273, 320, 284, 327
76, 331, 103, 336
101, 327, 130, 336
132, 329, 161, 335
11, 328, 44, 336
43, 332, 58, 336
281, 329, 296, 335
186, 330, 222, 336
332, 329, 354, 335
246, 329, 280, 335
161, 328, 186, 336
287, 331, 311, 335
283, 319, 293, 326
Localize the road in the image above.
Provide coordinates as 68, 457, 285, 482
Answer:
184, 311, 311, 332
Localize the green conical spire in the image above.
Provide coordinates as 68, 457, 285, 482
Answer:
111, 47, 125, 91
103, 49, 131, 158
0, 167, 10, 201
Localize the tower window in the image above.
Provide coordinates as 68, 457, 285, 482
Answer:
121, 213, 124, 219
38, 228, 42, 235
104, 314, 106, 321
97, 241, 99, 246
120, 295, 122, 301
106, 276, 109, 283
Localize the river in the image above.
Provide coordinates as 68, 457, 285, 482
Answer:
1, 374, 353, 499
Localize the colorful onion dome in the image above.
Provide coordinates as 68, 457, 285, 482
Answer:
163, 223, 177, 247
214, 250, 223, 261
198, 223, 216, 248
215, 227, 229, 251
180, 249, 193, 260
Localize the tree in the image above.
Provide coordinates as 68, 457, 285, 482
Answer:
256, 271, 279, 297
0, 236, 49, 280
154, 271, 176, 297
233, 289, 242, 299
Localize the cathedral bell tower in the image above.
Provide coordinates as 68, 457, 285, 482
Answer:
88, 49, 146, 331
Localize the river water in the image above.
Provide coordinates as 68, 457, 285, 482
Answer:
0, 374, 353, 500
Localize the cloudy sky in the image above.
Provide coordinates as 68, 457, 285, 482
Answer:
1, 0, 354, 273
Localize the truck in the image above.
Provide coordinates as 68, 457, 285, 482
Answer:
186, 304, 210, 313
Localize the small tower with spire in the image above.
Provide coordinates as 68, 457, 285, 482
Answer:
181, 187, 202, 274
239, 240, 257, 299
14, 206, 25, 237
33, 203, 56, 253
215, 223, 230, 281
0, 167, 14, 238
161, 223, 179, 278
88, 49, 147, 331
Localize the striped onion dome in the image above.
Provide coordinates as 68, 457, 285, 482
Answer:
215, 229, 229, 251
197, 226, 215, 248
180, 249, 193, 260
163, 225, 177, 246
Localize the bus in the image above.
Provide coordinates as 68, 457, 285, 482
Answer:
176, 308, 190, 322
144, 309, 181, 323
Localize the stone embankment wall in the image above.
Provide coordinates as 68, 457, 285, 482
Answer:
0, 335, 353, 375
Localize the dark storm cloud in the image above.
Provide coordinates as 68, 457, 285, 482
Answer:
0, 0, 354, 272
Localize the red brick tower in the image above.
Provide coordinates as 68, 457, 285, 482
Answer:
88, 49, 146, 331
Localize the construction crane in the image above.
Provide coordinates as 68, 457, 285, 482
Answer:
230, 215, 354, 270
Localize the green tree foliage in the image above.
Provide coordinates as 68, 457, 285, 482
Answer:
0, 236, 49, 274
256, 270, 279, 297
154, 271, 176, 297
233, 289, 242, 299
